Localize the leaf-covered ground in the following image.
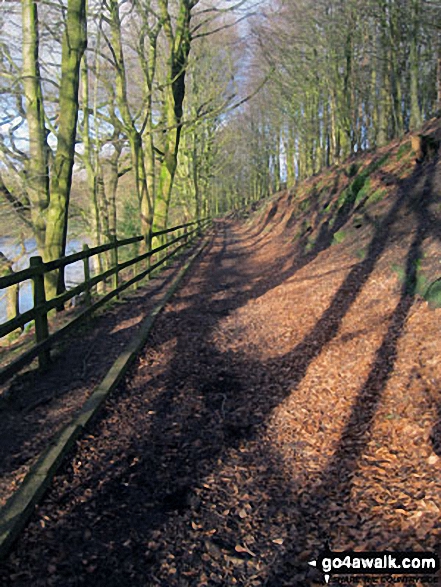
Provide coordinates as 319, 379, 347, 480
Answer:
1, 141, 441, 586
0, 256, 197, 509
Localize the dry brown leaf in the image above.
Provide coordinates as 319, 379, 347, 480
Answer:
272, 538, 284, 545
235, 544, 256, 557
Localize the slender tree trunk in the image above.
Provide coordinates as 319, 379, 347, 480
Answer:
284, 128, 296, 187
330, 91, 338, 162
156, 98, 177, 234
110, 0, 153, 245
139, 24, 162, 252
368, 61, 378, 148
156, 0, 195, 233
22, 0, 49, 254
105, 147, 123, 239
273, 127, 281, 192
377, 15, 390, 147
389, 1, 404, 136
437, 32, 441, 112
44, 0, 87, 299
409, 0, 422, 129
192, 137, 202, 221
81, 55, 102, 251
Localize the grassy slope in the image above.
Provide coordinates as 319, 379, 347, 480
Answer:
248, 118, 441, 308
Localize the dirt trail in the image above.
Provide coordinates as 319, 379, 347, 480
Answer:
1, 199, 441, 586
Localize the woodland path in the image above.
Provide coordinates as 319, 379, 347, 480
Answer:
1, 210, 441, 586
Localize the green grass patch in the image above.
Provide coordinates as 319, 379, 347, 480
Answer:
4, 330, 21, 344
346, 163, 360, 177
396, 142, 412, 161
293, 229, 303, 241
351, 174, 366, 194
336, 187, 350, 208
355, 178, 372, 204
333, 230, 347, 244
299, 198, 311, 212
398, 168, 412, 179
337, 157, 388, 211
352, 214, 364, 227
367, 153, 391, 173
300, 219, 310, 232
416, 274, 428, 295
335, 154, 391, 213
367, 188, 388, 205
304, 238, 316, 253
425, 278, 441, 308
328, 215, 337, 229
23, 321, 35, 334
324, 200, 334, 213
391, 260, 428, 296
371, 188, 388, 204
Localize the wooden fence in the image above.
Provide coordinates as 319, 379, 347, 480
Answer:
0, 218, 211, 386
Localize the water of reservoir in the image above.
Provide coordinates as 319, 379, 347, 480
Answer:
0, 238, 88, 326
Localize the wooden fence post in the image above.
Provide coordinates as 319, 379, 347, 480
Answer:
82, 244, 92, 308
145, 230, 152, 282
176, 228, 181, 253
133, 242, 139, 291
111, 236, 119, 296
0, 253, 20, 341
30, 256, 50, 369
163, 232, 170, 268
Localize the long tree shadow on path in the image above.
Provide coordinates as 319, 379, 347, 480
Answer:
1, 159, 438, 586
0, 256, 194, 493
263, 157, 438, 586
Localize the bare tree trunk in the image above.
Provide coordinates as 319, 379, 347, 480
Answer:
44, 0, 87, 299
437, 33, 441, 113
109, 0, 153, 245
409, 0, 422, 129
284, 128, 296, 186
22, 0, 49, 254
155, 0, 198, 234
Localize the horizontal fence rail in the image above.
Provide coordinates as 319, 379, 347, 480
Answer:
0, 218, 211, 386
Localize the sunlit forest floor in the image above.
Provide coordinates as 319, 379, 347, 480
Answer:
1, 127, 441, 586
